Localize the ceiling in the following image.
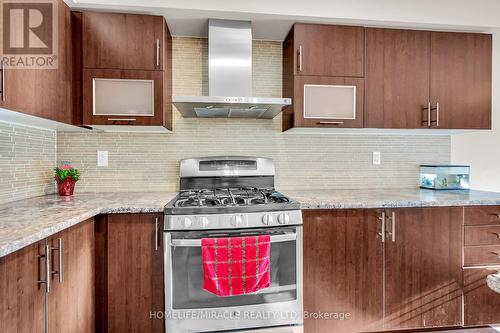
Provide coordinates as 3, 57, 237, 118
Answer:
67, 0, 500, 40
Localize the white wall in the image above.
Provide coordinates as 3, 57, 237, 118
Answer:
451, 29, 500, 191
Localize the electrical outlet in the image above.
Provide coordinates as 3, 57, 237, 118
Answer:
372, 151, 381, 165
97, 151, 108, 167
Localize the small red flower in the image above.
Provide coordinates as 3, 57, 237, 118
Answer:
61, 164, 72, 170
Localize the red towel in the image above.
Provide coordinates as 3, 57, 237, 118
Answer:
201, 235, 271, 297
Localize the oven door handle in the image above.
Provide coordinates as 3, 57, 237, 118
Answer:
171, 233, 297, 247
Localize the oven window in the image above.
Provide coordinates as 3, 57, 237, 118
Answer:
170, 229, 297, 309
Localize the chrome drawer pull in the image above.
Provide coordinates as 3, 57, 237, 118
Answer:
107, 118, 137, 122
491, 213, 500, 219
318, 121, 345, 125
492, 232, 500, 239
491, 251, 500, 259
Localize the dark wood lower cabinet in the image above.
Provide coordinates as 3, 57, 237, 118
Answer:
303, 209, 384, 333
384, 208, 463, 330
0, 240, 46, 333
96, 213, 164, 333
0, 218, 94, 333
463, 267, 500, 326
48, 219, 95, 333
304, 207, 463, 333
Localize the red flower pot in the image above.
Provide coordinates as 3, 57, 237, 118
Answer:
57, 177, 76, 196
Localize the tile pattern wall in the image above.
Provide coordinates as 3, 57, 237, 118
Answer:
0, 122, 56, 204
57, 37, 450, 193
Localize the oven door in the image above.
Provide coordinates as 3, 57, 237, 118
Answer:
164, 226, 303, 332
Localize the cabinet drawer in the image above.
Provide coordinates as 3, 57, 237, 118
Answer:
463, 267, 500, 326
464, 245, 500, 266
465, 226, 500, 246
464, 206, 500, 226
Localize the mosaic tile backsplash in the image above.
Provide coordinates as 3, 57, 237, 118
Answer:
56, 37, 451, 193
0, 122, 56, 204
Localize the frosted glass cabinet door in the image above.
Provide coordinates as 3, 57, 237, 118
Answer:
83, 69, 164, 126
93, 79, 154, 116
294, 76, 364, 128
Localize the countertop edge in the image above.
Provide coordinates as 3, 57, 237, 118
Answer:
0, 206, 166, 258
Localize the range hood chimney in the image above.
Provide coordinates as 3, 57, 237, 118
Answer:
172, 19, 291, 119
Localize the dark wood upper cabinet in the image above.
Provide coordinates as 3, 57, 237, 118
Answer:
99, 213, 164, 333
81, 12, 172, 130
83, 12, 165, 70
0, 241, 46, 333
282, 24, 365, 131
384, 207, 463, 330
48, 219, 95, 333
430, 32, 492, 129
365, 28, 431, 128
0, 0, 80, 125
293, 24, 364, 77
303, 209, 384, 333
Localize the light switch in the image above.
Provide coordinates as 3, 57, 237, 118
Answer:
372, 151, 381, 165
97, 151, 108, 167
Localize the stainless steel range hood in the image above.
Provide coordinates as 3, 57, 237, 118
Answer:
172, 19, 291, 119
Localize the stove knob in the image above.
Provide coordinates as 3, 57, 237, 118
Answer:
230, 215, 243, 227
262, 214, 274, 225
278, 213, 290, 224
183, 217, 193, 229
200, 217, 210, 228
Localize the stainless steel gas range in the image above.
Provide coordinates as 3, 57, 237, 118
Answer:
164, 156, 303, 333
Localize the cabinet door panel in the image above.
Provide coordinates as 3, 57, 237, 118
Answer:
303, 209, 383, 333
430, 32, 492, 129
0, 241, 45, 333
1, 0, 76, 124
464, 267, 500, 326
294, 24, 364, 77
106, 214, 164, 333
83, 12, 164, 70
365, 28, 431, 128
48, 219, 95, 333
384, 207, 463, 329
294, 76, 364, 128
83, 69, 164, 126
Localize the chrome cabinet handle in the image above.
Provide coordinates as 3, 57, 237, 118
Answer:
422, 102, 431, 127
390, 211, 396, 242
107, 118, 137, 122
155, 217, 159, 251
51, 238, 63, 284
297, 45, 303, 72
491, 251, 500, 259
37, 244, 51, 293
491, 213, 500, 219
431, 102, 440, 127
1, 61, 5, 101
156, 39, 160, 68
378, 211, 386, 243
318, 121, 345, 125
492, 232, 500, 239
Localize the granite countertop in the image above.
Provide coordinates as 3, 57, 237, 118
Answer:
288, 188, 500, 209
0, 192, 177, 258
3, 188, 500, 258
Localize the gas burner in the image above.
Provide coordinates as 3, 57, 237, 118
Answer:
173, 188, 290, 208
